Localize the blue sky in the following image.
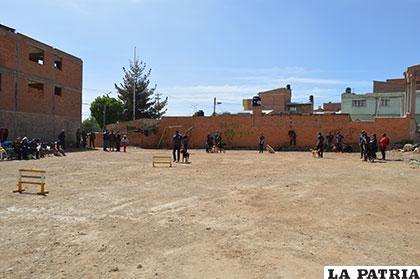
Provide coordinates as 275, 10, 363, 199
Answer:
2, 0, 419, 118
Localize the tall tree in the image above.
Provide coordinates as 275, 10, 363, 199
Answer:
115, 57, 167, 120
90, 95, 124, 129
82, 117, 101, 132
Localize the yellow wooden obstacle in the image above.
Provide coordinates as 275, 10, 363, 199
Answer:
152, 156, 172, 168
13, 169, 48, 195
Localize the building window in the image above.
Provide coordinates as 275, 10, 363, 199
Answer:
54, 86, 62, 96
380, 98, 390, 107
28, 81, 44, 96
352, 100, 366, 107
29, 46, 44, 65
54, 58, 62, 70
289, 106, 297, 112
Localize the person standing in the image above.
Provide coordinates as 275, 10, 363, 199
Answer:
3, 128, 8, 142
116, 131, 121, 152
58, 129, 66, 150
359, 131, 367, 159
258, 135, 265, 153
75, 128, 81, 148
103, 130, 109, 152
121, 135, 129, 152
335, 131, 344, 152
109, 131, 116, 151
288, 130, 296, 146
370, 134, 378, 159
89, 131, 96, 149
326, 132, 334, 152
82, 130, 87, 148
379, 133, 390, 160
316, 132, 324, 158
172, 131, 181, 162
206, 134, 213, 153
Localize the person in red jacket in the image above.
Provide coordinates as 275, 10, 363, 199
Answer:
379, 133, 390, 160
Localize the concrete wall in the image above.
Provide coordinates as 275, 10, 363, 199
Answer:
100, 114, 417, 149
0, 109, 79, 141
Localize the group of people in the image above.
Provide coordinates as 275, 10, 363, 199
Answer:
75, 128, 97, 149
359, 131, 390, 161
172, 131, 189, 163
256, 130, 391, 161
102, 130, 129, 152
315, 130, 389, 160
205, 132, 225, 153
0, 136, 66, 160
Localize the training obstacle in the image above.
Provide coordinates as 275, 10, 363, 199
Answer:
152, 156, 172, 168
13, 169, 48, 195
266, 144, 276, 154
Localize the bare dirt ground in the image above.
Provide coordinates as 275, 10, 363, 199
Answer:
0, 149, 419, 279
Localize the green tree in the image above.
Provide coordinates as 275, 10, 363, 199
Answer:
82, 117, 101, 132
90, 95, 124, 128
115, 57, 167, 120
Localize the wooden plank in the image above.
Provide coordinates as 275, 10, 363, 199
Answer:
19, 169, 46, 173
21, 175, 43, 179
19, 181, 44, 185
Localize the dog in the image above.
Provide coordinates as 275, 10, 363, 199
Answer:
182, 150, 190, 163
311, 148, 319, 158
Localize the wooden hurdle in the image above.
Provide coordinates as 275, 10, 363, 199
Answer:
14, 169, 48, 195
152, 156, 172, 168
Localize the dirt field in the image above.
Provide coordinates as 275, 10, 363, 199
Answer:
0, 149, 419, 278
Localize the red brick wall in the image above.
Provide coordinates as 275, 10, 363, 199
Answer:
100, 114, 415, 149
373, 79, 405, 93
0, 28, 82, 118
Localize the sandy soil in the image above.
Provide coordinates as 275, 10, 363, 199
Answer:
0, 149, 419, 279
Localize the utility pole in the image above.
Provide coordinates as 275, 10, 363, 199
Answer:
103, 91, 111, 129
103, 104, 107, 129
213, 97, 222, 115
133, 46, 136, 121
213, 97, 216, 115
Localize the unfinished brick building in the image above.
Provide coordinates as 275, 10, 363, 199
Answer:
242, 85, 314, 114
0, 24, 82, 142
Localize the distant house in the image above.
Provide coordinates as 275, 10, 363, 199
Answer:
242, 85, 314, 114
341, 65, 420, 122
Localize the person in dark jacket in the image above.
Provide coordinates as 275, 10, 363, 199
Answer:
82, 130, 87, 148
103, 130, 110, 151
3, 128, 8, 142
75, 128, 81, 148
58, 129, 66, 149
359, 131, 367, 159
109, 131, 116, 151
116, 132, 121, 152
316, 132, 324, 158
335, 131, 344, 152
326, 132, 334, 152
89, 131, 96, 149
206, 134, 213, 153
370, 134, 378, 159
363, 134, 371, 161
259, 135, 265, 153
172, 131, 182, 162
288, 130, 296, 146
